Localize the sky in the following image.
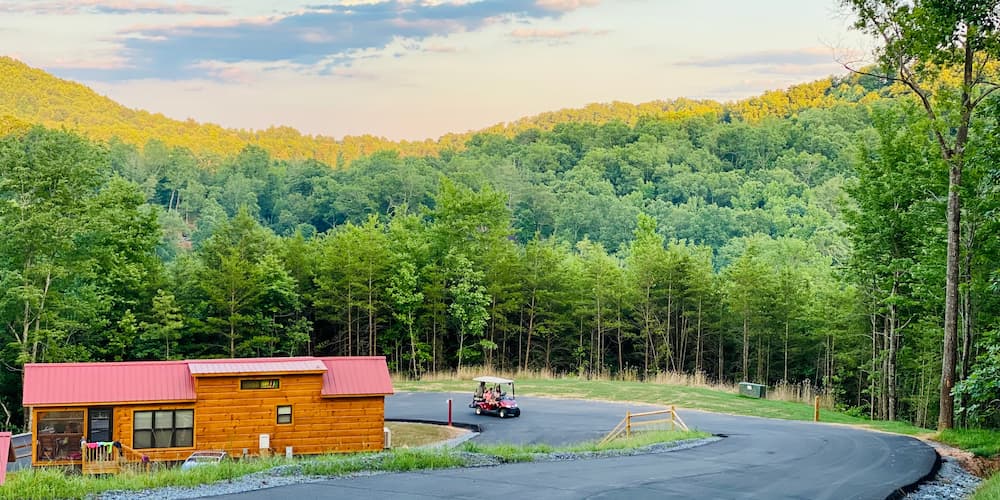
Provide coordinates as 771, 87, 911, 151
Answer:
0, 0, 871, 140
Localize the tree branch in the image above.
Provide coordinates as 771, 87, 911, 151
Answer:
840, 62, 906, 85
971, 83, 1000, 108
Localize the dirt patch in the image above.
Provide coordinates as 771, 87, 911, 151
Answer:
931, 441, 1000, 478
386, 422, 468, 448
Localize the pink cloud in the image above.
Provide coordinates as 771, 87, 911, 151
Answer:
423, 43, 459, 53
509, 27, 609, 40
120, 15, 277, 37
190, 60, 255, 84
47, 56, 130, 70
534, 0, 600, 12
0, 0, 227, 15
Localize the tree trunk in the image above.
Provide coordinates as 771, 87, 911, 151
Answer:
616, 302, 623, 374
958, 217, 976, 427
347, 286, 353, 356
368, 283, 375, 356
783, 320, 789, 382
871, 312, 878, 420
742, 307, 749, 382
523, 292, 536, 371
229, 291, 237, 357
409, 317, 418, 378
888, 278, 899, 421
718, 330, 724, 382
939, 160, 961, 429
695, 299, 703, 374
457, 327, 465, 371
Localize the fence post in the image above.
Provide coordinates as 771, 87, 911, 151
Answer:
671, 405, 676, 431
814, 396, 820, 422
626, 411, 631, 438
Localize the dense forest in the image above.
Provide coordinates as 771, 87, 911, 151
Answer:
1, 8, 999, 433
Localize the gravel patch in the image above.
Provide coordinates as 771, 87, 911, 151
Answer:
96, 437, 720, 499
96, 468, 325, 500
903, 456, 982, 500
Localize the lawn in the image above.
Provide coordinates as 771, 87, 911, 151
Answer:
393, 376, 931, 436
935, 428, 1000, 458
974, 473, 1000, 500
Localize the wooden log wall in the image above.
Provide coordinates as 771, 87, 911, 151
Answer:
31, 374, 386, 465
191, 374, 385, 457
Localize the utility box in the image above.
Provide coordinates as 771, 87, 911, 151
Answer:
739, 382, 767, 399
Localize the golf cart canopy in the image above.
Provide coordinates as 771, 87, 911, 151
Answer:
473, 376, 514, 384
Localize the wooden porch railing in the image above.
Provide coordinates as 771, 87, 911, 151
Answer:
599, 405, 689, 445
80, 441, 143, 475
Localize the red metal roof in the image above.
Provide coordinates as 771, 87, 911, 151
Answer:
23, 361, 195, 406
23, 356, 393, 406
320, 357, 395, 397
188, 358, 327, 376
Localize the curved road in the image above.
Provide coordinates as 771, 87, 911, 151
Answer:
218, 392, 937, 499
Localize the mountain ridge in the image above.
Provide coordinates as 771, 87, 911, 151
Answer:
0, 57, 879, 167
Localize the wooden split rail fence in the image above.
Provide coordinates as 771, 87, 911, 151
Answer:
600, 405, 689, 445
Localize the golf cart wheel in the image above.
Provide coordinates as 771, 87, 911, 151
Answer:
475, 407, 482, 415
499, 409, 507, 418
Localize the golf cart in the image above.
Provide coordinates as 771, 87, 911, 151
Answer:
469, 376, 521, 418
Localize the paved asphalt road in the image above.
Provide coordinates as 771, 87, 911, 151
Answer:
216, 392, 937, 500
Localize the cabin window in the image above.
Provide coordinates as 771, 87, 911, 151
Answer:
36, 410, 84, 461
277, 405, 292, 424
133, 409, 194, 449
241, 379, 280, 390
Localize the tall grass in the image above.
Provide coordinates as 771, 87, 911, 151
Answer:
402, 366, 830, 406
406, 366, 733, 390
300, 449, 467, 476
768, 380, 835, 408
0, 457, 291, 500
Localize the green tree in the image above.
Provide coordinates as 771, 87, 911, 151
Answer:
723, 239, 776, 383
388, 261, 426, 377
625, 214, 668, 375
448, 252, 491, 370
195, 207, 302, 357
141, 290, 184, 359
0, 128, 159, 366
845, 0, 1000, 429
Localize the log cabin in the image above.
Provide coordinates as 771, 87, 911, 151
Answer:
22, 356, 393, 470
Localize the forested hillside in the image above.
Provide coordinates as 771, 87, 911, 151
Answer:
1, 57, 878, 169
0, 59, 997, 434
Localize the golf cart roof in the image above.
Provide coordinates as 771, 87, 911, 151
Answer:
473, 376, 514, 384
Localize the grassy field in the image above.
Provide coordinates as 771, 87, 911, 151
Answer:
393, 376, 930, 436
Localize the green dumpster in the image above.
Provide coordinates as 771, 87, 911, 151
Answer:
739, 382, 767, 399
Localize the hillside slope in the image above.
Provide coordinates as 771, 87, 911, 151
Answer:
0, 57, 883, 167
